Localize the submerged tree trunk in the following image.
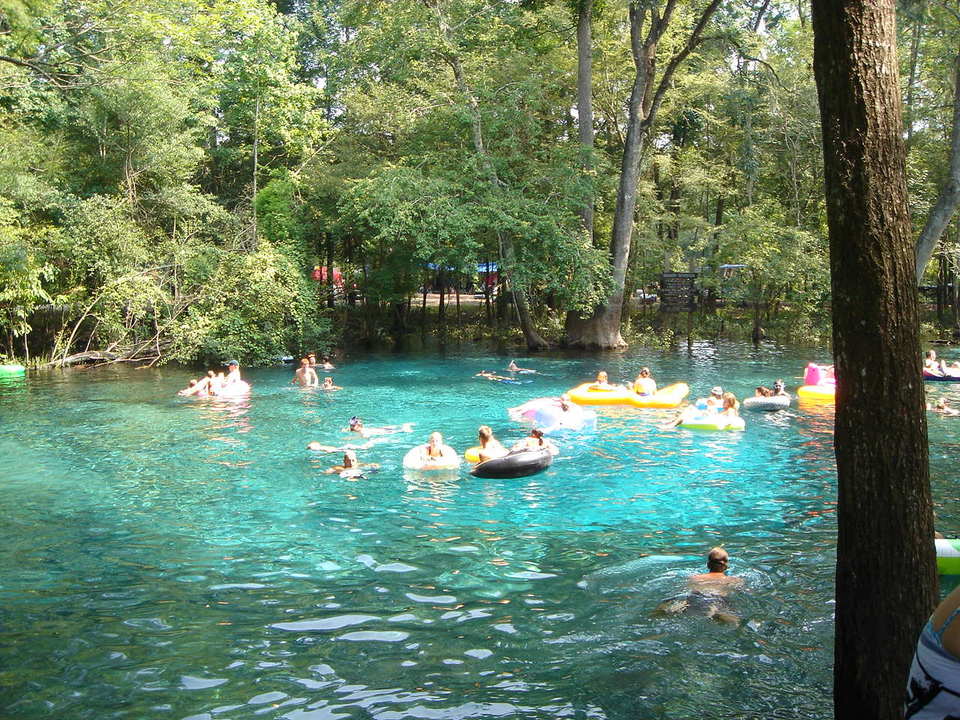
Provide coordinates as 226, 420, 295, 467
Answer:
564, 0, 721, 349
915, 51, 960, 283
811, 2, 937, 718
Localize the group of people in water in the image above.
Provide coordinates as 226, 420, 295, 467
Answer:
292, 353, 340, 390
178, 360, 246, 397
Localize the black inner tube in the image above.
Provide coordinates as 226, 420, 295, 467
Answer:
471, 447, 554, 479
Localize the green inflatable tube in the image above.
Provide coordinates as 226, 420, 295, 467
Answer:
937, 538, 960, 575
0, 364, 25, 375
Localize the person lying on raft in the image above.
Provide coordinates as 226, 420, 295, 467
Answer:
475, 425, 508, 462
507, 360, 535, 373
654, 547, 743, 626
324, 450, 379, 477
178, 377, 208, 397
321, 376, 342, 391
292, 357, 319, 387
345, 416, 415, 438
632, 367, 657, 396
511, 428, 559, 455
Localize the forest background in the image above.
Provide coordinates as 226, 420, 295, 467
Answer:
1, 0, 958, 365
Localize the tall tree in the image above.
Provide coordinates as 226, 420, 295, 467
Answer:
810, 1, 937, 718
565, 0, 722, 348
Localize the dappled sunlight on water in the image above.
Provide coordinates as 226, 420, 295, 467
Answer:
0, 345, 952, 719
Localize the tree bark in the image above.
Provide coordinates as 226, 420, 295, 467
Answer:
915, 52, 960, 283
810, 2, 937, 719
564, 0, 721, 349
427, 0, 548, 350
576, 0, 595, 242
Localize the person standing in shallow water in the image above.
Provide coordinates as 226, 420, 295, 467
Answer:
292, 358, 319, 387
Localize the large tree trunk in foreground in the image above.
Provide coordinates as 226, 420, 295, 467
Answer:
811, 2, 937, 718
915, 51, 960, 283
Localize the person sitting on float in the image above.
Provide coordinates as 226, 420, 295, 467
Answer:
705, 386, 725, 411
511, 428, 558, 455
633, 367, 657, 396
591, 370, 613, 389
414, 431, 458, 465
772, 379, 788, 396
222, 360, 243, 387
476, 425, 508, 462
178, 377, 209, 397
753, 386, 774, 398
720, 392, 740, 417
925, 349, 947, 376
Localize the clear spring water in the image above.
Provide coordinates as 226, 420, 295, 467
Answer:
2, 343, 959, 720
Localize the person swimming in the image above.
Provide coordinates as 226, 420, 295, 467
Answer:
345, 416, 414, 438
655, 547, 743, 625
511, 428, 558, 455
321, 377, 342, 391
324, 450, 378, 477
292, 357, 319, 387
506, 360, 535, 373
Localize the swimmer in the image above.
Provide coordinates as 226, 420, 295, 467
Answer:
655, 547, 743, 625
324, 450, 379, 477
345, 416, 414, 438
932, 398, 960, 417
633, 367, 657, 396
507, 360, 535, 373
476, 370, 513, 382
320, 356, 336, 370
292, 357, 319, 387
475, 425, 508, 462
321, 376, 342, 391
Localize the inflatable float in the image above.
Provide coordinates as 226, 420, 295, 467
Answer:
470, 447, 554, 479
567, 382, 689, 409
214, 381, 251, 399
937, 538, 960, 575
924, 372, 960, 382
0, 364, 26, 375
510, 397, 597, 433
742, 394, 790, 411
796, 384, 835, 402
402, 445, 460, 472
678, 413, 745, 431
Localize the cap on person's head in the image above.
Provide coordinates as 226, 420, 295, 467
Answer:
711, 386, 723, 396
349, 416, 361, 428
226, 359, 239, 367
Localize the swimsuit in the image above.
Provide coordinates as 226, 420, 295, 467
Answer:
905, 607, 960, 719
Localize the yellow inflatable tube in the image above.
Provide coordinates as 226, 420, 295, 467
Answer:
567, 382, 689, 409
464, 446, 481, 463
797, 384, 835, 402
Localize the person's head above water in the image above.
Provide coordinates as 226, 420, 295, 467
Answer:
596, 371, 608, 383
706, 547, 730, 573
343, 450, 357, 467
638, 367, 651, 378
478, 425, 494, 444
927, 349, 938, 360
348, 416, 362, 430
711, 386, 723, 398
773, 378, 785, 392
428, 431, 443, 447
722, 392, 738, 410
300, 357, 310, 367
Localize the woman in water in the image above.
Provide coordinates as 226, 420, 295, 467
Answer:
591, 371, 613, 389
720, 392, 740, 417
632, 367, 657, 396
475, 425, 508, 462
345, 417, 414, 438
511, 428, 558, 455
905, 584, 960, 718
324, 450, 378, 477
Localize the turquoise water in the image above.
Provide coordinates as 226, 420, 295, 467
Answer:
2, 344, 959, 719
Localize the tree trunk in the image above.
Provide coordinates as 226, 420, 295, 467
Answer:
427, 0, 548, 350
915, 52, 960, 283
564, 0, 721, 349
811, 2, 937, 719
576, 0, 595, 242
